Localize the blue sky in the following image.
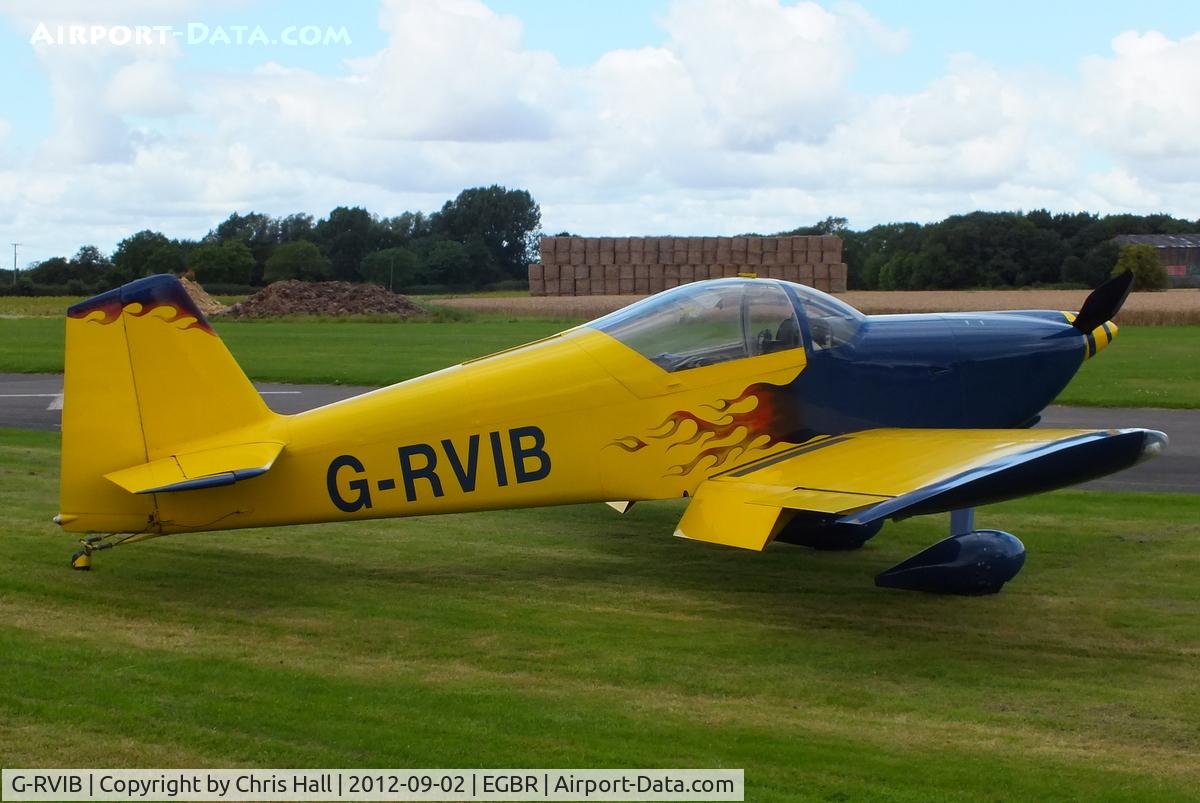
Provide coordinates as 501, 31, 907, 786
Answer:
842, 1, 1200, 90
1, 0, 1199, 263
6, 1, 1198, 106
495, 0, 1200, 85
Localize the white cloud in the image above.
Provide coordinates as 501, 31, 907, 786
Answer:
833, 1, 908, 54
656, 0, 855, 149
2, 0, 1199, 262
1077, 31, 1200, 168
21, 10, 191, 165
827, 56, 1033, 191
0, 0, 243, 28
359, 0, 564, 142
105, 59, 189, 116
1084, 167, 1162, 211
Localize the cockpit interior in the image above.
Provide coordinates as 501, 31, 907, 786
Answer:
589, 278, 863, 371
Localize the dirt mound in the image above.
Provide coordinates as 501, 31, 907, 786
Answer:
180, 277, 227, 316
220, 280, 425, 319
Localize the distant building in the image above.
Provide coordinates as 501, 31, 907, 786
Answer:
1113, 234, 1200, 288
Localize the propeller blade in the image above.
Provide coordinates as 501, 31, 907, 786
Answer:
1072, 270, 1133, 333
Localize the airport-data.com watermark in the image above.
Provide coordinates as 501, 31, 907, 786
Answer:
30, 22, 352, 48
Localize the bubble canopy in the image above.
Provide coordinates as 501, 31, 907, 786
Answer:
588, 278, 865, 372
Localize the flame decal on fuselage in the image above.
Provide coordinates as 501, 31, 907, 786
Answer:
616, 380, 811, 477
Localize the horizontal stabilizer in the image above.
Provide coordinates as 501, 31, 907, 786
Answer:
105, 441, 284, 495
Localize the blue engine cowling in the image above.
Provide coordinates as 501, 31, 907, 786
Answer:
875, 529, 1026, 595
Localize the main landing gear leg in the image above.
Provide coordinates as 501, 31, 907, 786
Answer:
950, 507, 975, 536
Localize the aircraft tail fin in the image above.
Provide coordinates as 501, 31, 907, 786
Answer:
58, 275, 280, 534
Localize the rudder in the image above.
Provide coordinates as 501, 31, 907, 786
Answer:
58, 275, 279, 534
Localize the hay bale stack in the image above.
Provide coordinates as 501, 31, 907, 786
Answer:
633, 265, 648, 294
533, 234, 848, 296
543, 263, 560, 296
528, 263, 545, 296
747, 237, 763, 266
830, 263, 848, 294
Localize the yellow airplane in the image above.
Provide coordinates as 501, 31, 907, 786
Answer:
58, 271, 1164, 593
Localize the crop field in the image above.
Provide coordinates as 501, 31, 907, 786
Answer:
843, 289, 1200, 325
434, 289, 1200, 326
2, 427, 1199, 800
5, 287, 1198, 324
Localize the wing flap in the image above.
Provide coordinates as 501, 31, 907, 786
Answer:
105, 441, 284, 494
675, 481, 791, 550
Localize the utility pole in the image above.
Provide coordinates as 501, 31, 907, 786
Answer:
10, 243, 20, 287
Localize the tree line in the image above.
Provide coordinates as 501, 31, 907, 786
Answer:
781, 211, 1196, 290
8, 185, 541, 295
6, 200, 1194, 296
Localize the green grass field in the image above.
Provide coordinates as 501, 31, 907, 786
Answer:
1, 315, 1196, 406
0, 318, 575, 385
0, 295, 249, 316
2, 428, 1199, 799
1060, 327, 1200, 408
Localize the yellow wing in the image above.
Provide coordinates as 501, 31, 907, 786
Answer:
675, 427, 1165, 550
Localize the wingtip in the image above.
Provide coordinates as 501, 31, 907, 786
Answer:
1136, 430, 1168, 464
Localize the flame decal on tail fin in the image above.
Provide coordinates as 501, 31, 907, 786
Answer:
67, 276, 215, 334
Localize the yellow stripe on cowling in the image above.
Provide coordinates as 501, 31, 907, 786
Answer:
1087, 321, 1118, 358
1067, 309, 1118, 360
